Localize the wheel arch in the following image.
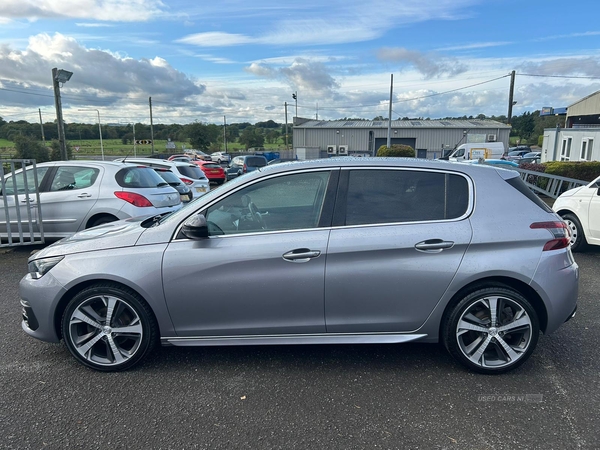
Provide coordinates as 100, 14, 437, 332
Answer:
85, 213, 119, 229
53, 279, 159, 340
440, 276, 548, 335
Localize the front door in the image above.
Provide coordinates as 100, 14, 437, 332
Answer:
163, 169, 336, 336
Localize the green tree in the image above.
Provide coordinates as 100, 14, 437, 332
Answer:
49, 139, 73, 161
239, 126, 265, 150
376, 144, 415, 157
186, 122, 212, 150
14, 135, 50, 163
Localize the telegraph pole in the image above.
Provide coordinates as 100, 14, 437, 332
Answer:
149, 96, 155, 155
38, 109, 46, 145
284, 102, 289, 150
507, 70, 516, 125
386, 74, 394, 148
223, 115, 228, 152
52, 68, 68, 160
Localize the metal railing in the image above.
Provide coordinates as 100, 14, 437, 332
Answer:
1, 159, 45, 247
515, 168, 589, 199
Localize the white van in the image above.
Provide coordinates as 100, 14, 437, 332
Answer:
447, 142, 505, 161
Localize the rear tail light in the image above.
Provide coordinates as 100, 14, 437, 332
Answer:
114, 191, 153, 207
243, 164, 247, 173
180, 177, 194, 185
530, 221, 570, 251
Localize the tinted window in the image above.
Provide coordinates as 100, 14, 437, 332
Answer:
50, 166, 99, 191
345, 169, 469, 225
154, 170, 181, 185
177, 165, 206, 179
2, 167, 49, 195
205, 171, 331, 235
202, 163, 221, 169
115, 167, 166, 188
246, 157, 267, 167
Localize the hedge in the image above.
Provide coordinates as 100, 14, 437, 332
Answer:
376, 144, 415, 157
542, 161, 600, 182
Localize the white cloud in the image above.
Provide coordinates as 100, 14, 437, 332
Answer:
0, 0, 165, 22
436, 41, 513, 51
75, 23, 116, 28
377, 47, 468, 78
0, 33, 204, 108
176, 32, 254, 47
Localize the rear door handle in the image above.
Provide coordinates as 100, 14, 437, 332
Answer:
282, 248, 321, 263
77, 193, 92, 198
414, 239, 455, 253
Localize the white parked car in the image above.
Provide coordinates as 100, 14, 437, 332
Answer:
114, 158, 210, 198
211, 152, 231, 164
553, 175, 600, 251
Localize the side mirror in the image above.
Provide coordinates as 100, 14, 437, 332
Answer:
181, 213, 209, 239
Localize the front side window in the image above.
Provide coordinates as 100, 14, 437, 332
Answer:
2, 167, 49, 196
345, 169, 469, 226
49, 166, 100, 191
205, 171, 331, 235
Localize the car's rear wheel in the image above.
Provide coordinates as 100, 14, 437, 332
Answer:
62, 283, 157, 371
562, 213, 587, 252
443, 287, 539, 374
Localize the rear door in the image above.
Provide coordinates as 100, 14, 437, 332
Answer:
325, 168, 473, 333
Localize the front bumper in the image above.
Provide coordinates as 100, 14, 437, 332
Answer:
19, 272, 67, 343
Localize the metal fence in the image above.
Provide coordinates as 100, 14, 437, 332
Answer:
515, 168, 589, 199
0, 159, 45, 247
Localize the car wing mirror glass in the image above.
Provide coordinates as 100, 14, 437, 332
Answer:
181, 213, 209, 239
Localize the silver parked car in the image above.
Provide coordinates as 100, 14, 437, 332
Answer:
113, 158, 210, 198
1, 161, 182, 240
20, 158, 578, 373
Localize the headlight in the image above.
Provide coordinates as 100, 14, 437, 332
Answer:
28, 256, 64, 279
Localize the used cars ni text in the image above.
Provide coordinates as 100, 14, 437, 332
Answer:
20, 158, 578, 373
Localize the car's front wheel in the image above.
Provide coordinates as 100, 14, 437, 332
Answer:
62, 283, 157, 371
562, 213, 587, 252
443, 287, 539, 374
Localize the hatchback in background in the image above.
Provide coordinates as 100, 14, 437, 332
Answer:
0, 161, 181, 240
153, 168, 193, 203
195, 160, 226, 184
226, 155, 268, 180
504, 149, 531, 161
21, 158, 578, 373
553, 175, 600, 252
211, 152, 231, 164
114, 157, 210, 198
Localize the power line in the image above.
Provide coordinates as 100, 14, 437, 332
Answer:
519, 73, 600, 80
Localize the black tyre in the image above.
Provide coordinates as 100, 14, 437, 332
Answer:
562, 213, 588, 252
443, 286, 539, 374
88, 215, 118, 228
61, 283, 157, 371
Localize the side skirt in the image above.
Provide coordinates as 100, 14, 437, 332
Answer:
161, 333, 428, 347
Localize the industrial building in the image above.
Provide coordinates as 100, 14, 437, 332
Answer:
542, 90, 600, 162
292, 118, 511, 159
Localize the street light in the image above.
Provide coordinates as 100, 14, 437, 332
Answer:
52, 67, 73, 160
78, 109, 104, 160
292, 91, 297, 122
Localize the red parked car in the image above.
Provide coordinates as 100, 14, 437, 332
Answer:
195, 160, 226, 184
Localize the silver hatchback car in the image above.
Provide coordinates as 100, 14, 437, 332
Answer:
1, 160, 182, 240
20, 158, 578, 373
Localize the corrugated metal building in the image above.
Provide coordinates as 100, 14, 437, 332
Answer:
292, 118, 511, 159
542, 91, 600, 162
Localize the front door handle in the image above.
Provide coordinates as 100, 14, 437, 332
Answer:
21, 198, 34, 203
77, 193, 92, 198
414, 239, 455, 253
282, 248, 322, 263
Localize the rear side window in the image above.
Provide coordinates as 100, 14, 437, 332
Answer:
505, 176, 553, 212
344, 169, 469, 226
115, 167, 165, 188
177, 165, 206, 179
50, 166, 99, 191
246, 157, 267, 167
